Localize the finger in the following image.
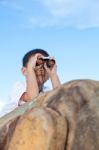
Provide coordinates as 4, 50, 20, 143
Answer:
35, 53, 43, 59
53, 63, 57, 67
44, 63, 47, 69
44, 63, 50, 72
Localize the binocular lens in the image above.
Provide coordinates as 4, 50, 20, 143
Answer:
36, 58, 55, 68
46, 59, 55, 68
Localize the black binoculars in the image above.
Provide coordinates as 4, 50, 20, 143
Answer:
36, 57, 55, 68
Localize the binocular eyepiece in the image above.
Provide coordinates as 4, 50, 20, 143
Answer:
36, 57, 55, 68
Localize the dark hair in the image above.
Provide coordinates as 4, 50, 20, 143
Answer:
22, 48, 49, 67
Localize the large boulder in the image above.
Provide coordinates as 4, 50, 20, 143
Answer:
0, 79, 99, 150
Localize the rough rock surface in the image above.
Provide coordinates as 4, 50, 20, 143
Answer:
0, 79, 99, 150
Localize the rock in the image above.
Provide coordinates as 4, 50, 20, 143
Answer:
0, 79, 99, 150
8, 108, 67, 150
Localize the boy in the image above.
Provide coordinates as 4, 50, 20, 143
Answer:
0, 48, 61, 117
18, 48, 61, 105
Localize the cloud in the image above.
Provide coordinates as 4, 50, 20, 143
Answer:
1, 0, 99, 29
0, 100, 5, 114
36, 0, 99, 29
0, 0, 24, 11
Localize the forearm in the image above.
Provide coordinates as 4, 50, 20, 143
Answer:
50, 74, 61, 89
26, 69, 39, 101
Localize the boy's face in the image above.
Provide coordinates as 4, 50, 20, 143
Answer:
34, 61, 49, 86
34, 53, 49, 86
22, 53, 49, 86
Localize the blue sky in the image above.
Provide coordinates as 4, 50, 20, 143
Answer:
0, 0, 99, 105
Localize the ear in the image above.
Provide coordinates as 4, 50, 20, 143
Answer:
21, 67, 27, 75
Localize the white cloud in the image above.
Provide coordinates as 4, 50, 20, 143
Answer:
40, 0, 85, 16
38, 0, 99, 28
0, 0, 24, 11
1, 0, 99, 29
0, 100, 5, 114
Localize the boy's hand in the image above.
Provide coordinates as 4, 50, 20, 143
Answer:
44, 62, 57, 78
27, 54, 43, 69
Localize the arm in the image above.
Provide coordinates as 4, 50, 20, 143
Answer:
50, 72, 61, 89
25, 67, 39, 101
44, 63, 61, 89
22, 54, 41, 102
